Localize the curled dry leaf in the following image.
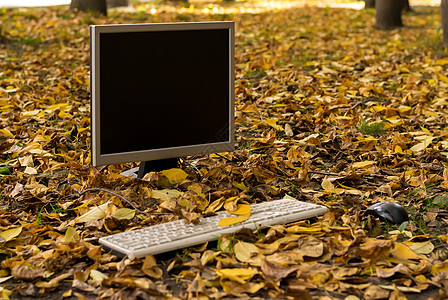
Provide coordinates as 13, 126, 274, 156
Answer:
141, 255, 163, 279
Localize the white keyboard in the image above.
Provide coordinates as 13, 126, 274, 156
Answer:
99, 198, 328, 258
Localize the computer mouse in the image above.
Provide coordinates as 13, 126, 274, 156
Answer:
365, 202, 408, 224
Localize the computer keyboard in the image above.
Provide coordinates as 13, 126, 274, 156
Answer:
99, 198, 328, 258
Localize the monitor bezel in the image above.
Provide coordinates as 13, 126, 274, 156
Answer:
90, 21, 235, 166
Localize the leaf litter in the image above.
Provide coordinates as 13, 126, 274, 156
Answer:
1, 1, 448, 299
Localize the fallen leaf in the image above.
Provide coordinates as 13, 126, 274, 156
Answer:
321, 178, 335, 190
76, 202, 110, 223
64, 227, 80, 243
227, 204, 251, 215
390, 243, 420, 260
260, 259, 299, 281
200, 250, 221, 266
141, 255, 163, 279
264, 118, 283, 131
403, 240, 434, 255
160, 168, 188, 184
364, 285, 390, 300
111, 208, 135, 220
218, 214, 251, 226
214, 268, 258, 284
0, 226, 22, 242
0, 276, 13, 284
234, 240, 260, 262
150, 189, 183, 201
90, 269, 109, 282
352, 161, 375, 168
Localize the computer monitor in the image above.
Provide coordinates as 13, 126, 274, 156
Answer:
90, 21, 235, 177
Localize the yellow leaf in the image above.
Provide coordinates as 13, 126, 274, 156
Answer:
352, 161, 375, 168
264, 118, 283, 131
0, 287, 12, 300
372, 105, 387, 112
410, 139, 433, 153
420, 126, 431, 134
200, 250, 221, 266
378, 285, 423, 293
228, 204, 251, 215
205, 197, 226, 213
58, 111, 72, 119
0, 226, 22, 242
435, 58, 448, 65
0, 129, 13, 137
64, 227, 80, 243
385, 116, 404, 125
76, 202, 109, 223
403, 240, 434, 254
218, 214, 250, 227
111, 208, 135, 220
304, 61, 315, 67
431, 261, 448, 276
232, 181, 250, 191
21, 109, 40, 118
394, 145, 403, 153
221, 280, 264, 294
438, 73, 448, 84
284, 226, 323, 234
214, 268, 258, 284
390, 243, 419, 260
234, 240, 259, 262
90, 269, 109, 282
321, 178, 334, 190
398, 106, 411, 113
160, 168, 188, 184
45, 103, 70, 112
150, 189, 183, 201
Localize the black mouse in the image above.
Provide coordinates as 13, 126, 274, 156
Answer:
365, 202, 409, 224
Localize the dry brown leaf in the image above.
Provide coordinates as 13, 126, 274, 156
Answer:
141, 255, 163, 279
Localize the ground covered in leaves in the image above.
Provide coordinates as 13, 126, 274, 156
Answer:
1, 1, 448, 299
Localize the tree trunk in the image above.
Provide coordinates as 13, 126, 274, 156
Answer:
107, 0, 129, 8
443, 0, 448, 45
166, 0, 189, 4
375, 0, 403, 30
365, 0, 375, 9
403, 0, 412, 12
70, 0, 107, 15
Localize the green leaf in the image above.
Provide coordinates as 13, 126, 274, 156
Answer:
433, 196, 448, 208
398, 221, 409, 233
0, 167, 10, 175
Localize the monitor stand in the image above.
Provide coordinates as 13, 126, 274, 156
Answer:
120, 158, 178, 179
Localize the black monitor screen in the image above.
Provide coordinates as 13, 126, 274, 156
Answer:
92, 23, 233, 165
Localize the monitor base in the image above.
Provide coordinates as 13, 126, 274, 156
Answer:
120, 158, 179, 179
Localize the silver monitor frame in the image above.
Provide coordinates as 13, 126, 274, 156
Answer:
90, 21, 235, 166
